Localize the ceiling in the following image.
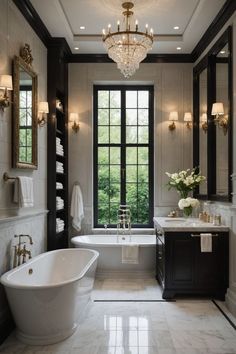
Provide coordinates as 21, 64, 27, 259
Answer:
31, 0, 226, 54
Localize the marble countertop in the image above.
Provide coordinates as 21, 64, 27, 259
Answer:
153, 216, 229, 232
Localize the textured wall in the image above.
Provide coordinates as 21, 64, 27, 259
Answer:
0, 0, 47, 334
68, 62, 193, 235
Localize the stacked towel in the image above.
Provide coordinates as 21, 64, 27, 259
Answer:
122, 244, 139, 264
56, 161, 64, 173
56, 182, 63, 190
56, 196, 64, 210
14, 176, 34, 208
70, 184, 84, 231
56, 137, 64, 156
56, 218, 65, 233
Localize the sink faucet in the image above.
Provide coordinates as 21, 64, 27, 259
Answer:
13, 234, 33, 267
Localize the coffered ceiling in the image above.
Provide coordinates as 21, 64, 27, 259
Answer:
30, 0, 226, 54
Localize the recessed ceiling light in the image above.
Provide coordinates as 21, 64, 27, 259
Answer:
176, 47, 181, 50
174, 26, 179, 30
74, 47, 79, 50
80, 26, 85, 30
220, 50, 226, 54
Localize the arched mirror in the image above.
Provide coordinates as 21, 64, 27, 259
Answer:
13, 44, 38, 169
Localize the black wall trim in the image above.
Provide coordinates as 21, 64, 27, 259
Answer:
12, 0, 52, 47
191, 0, 236, 62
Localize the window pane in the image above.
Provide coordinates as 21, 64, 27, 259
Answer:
126, 109, 137, 125
98, 109, 109, 125
98, 91, 109, 108
126, 184, 137, 222
19, 129, 26, 146
110, 126, 121, 143
138, 109, 149, 125
138, 183, 149, 223
126, 165, 137, 183
110, 204, 119, 224
110, 109, 121, 125
98, 165, 109, 185
98, 189, 109, 204
138, 165, 149, 182
19, 147, 26, 161
26, 129, 32, 146
27, 110, 32, 125
110, 147, 120, 164
98, 205, 109, 225
126, 91, 137, 108
20, 91, 26, 107
138, 91, 149, 108
98, 126, 109, 143
110, 165, 120, 183
110, 91, 121, 108
98, 147, 109, 164
126, 126, 137, 144
20, 110, 27, 126
138, 147, 149, 164
126, 147, 137, 164
110, 184, 120, 203
138, 126, 149, 143
26, 148, 32, 163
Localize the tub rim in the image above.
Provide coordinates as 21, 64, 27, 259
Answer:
71, 234, 156, 247
0, 248, 99, 290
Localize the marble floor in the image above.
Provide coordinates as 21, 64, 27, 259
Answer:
1, 278, 236, 354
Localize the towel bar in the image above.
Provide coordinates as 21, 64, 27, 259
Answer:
3, 172, 18, 182
191, 233, 218, 237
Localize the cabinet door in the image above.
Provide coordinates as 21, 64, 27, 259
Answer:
166, 233, 194, 288
156, 236, 165, 286
194, 233, 227, 289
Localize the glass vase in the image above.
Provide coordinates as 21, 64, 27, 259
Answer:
183, 206, 193, 218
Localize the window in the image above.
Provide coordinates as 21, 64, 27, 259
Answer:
19, 89, 32, 163
94, 85, 154, 228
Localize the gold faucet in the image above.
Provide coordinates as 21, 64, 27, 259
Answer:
13, 234, 33, 267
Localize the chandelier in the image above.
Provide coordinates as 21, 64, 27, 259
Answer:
102, 2, 154, 78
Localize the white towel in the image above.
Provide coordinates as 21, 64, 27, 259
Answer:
200, 233, 212, 252
70, 184, 84, 231
14, 176, 34, 208
122, 244, 139, 264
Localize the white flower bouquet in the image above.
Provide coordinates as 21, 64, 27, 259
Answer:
166, 168, 205, 198
178, 197, 200, 217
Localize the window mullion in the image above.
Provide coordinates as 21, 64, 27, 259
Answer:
121, 88, 126, 205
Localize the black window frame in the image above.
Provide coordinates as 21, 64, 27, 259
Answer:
93, 84, 154, 228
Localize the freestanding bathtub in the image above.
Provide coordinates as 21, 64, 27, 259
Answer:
71, 234, 156, 277
1, 248, 99, 345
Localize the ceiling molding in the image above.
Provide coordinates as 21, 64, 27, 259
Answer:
12, 0, 52, 47
191, 0, 236, 62
73, 34, 183, 42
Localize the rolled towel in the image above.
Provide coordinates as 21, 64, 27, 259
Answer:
200, 233, 212, 252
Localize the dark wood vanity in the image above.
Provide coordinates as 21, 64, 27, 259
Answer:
154, 217, 229, 300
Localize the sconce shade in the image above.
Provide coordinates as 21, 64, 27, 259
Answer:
38, 101, 49, 113
184, 112, 192, 122
70, 112, 79, 123
0, 75, 13, 90
211, 102, 224, 115
201, 113, 207, 122
169, 111, 178, 121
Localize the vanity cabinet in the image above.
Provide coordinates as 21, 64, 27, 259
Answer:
156, 230, 229, 300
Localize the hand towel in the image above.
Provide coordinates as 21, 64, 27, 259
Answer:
70, 184, 84, 231
122, 244, 139, 264
200, 233, 212, 252
14, 176, 34, 208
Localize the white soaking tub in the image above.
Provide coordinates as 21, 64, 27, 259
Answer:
1, 248, 99, 345
71, 234, 156, 277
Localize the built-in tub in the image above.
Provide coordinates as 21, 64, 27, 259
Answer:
71, 234, 156, 277
1, 248, 99, 345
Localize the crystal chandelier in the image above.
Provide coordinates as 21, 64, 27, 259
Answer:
102, 2, 154, 78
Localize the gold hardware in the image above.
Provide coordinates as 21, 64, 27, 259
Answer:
3, 172, 18, 182
191, 233, 218, 237
28, 268, 33, 275
168, 121, 176, 131
13, 234, 33, 267
202, 121, 208, 133
20, 44, 33, 66
218, 115, 228, 135
72, 121, 80, 133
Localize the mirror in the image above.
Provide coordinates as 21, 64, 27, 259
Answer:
199, 68, 208, 195
13, 45, 38, 169
215, 43, 229, 196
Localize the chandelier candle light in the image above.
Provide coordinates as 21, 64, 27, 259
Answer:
102, 2, 154, 78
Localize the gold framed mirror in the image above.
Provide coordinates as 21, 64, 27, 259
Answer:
12, 44, 38, 169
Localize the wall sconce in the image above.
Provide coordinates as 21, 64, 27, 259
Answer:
70, 113, 80, 133
38, 101, 49, 127
184, 112, 192, 129
201, 113, 208, 133
0, 75, 13, 111
168, 111, 178, 131
211, 102, 228, 135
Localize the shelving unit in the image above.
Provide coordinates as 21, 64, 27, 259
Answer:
47, 39, 69, 250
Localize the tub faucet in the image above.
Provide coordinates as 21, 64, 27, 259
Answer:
13, 234, 33, 267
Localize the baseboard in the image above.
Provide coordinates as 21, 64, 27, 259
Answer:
96, 269, 155, 279
0, 310, 15, 345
